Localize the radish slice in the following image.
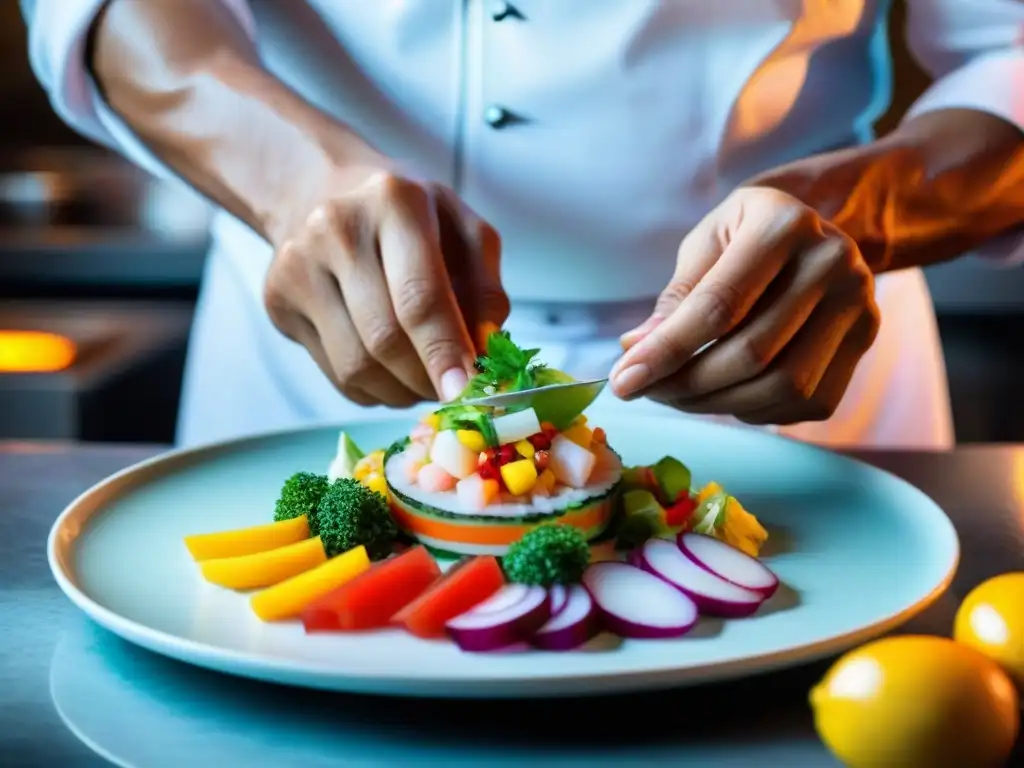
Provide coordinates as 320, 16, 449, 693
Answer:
548, 584, 570, 618
637, 538, 763, 618
446, 585, 550, 651
677, 532, 779, 598
532, 584, 600, 650
582, 562, 698, 639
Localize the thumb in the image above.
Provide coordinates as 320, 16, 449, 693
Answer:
619, 212, 726, 349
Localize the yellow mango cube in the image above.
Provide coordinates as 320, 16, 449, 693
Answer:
535, 468, 556, 494
366, 474, 389, 498
500, 459, 538, 496
456, 429, 488, 453
561, 423, 593, 449
514, 439, 536, 459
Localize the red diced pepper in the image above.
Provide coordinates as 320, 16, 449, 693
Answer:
665, 495, 697, 527
527, 432, 551, 450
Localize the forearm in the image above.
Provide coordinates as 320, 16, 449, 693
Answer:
751, 109, 1024, 273
89, 0, 381, 243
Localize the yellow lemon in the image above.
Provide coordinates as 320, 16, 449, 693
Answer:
955, 572, 1024, 688
810, 635, 1019, 768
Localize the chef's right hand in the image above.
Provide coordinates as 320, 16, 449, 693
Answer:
263, 168, 508, 408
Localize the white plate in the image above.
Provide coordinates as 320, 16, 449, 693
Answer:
48, 414, 959, 698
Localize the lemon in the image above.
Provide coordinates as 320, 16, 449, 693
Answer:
810, 635, 1019, 768
955, 572, 1024, 688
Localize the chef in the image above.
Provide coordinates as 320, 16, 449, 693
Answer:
22, 0, 1024, 449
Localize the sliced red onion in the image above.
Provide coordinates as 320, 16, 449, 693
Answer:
677, 532, 779, 598
637, 538, 763, 618
446, 585, 550, 652
582, 562, 698, 639
547, 584, 569, 618
532, 584, 600, 651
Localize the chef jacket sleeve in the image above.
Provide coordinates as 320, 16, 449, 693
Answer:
20, 0, 258, 182
903, 0, 1024, 264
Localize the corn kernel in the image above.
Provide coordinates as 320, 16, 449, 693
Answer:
514, 439, 535, 460
423, 413, 441, 430
500, 459, 538, 496
456, 429, 487, 453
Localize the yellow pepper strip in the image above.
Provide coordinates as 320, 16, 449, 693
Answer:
199, 536, 327, 590
184, 515, 310, 561
250, 545, 371, 621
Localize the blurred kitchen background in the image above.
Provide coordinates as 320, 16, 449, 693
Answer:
2, 2, 1023, 445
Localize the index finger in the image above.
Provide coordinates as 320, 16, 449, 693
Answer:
379, 186, 477, 401
611, 217, 799, 397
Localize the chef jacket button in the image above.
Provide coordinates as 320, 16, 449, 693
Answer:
484, 105, 512, 128
490, 1, 521, 21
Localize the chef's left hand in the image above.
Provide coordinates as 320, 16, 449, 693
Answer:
610, 186, 880, 425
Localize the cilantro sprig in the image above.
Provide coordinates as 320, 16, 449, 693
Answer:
462, 331, 547, 399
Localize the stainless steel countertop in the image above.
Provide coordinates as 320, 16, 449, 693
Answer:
2, 441, 1024, 767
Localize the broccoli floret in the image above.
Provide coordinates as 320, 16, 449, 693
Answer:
316, 478, 397, 559
274, 472, 329, 534
502, 524, 591, 587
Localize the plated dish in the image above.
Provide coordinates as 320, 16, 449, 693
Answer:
48, 331, 960, 697
181, 332, 779, 652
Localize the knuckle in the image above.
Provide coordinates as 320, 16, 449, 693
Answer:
418, 334, 461, 370
378, 173, 427, 210
695, 282, 745, 334
735, 335, 773, 376
394, 277, 443, 328
657, 278, 695, 315
304, 203, 334, 238
764, 369, 809, 403
336, 352, 374, 392
330, 206, 369, 254
363, 319, 405, 360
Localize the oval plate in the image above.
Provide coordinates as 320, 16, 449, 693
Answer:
48, 414, 958, 698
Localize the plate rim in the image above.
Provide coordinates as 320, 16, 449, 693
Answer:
47, 418, 961, 698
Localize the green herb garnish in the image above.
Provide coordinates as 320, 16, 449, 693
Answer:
461, 331, 547, 399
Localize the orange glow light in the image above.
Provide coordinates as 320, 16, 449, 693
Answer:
0, 330, 77, 373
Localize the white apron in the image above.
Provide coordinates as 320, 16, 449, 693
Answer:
31, 0, 1024, 450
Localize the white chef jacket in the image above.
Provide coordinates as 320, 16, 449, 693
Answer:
22, 0, 1024, 450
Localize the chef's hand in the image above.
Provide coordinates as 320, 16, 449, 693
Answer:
610, 187, 880, 425
264, 168, 508, 407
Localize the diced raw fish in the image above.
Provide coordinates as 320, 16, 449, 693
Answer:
418, 462, 456, 492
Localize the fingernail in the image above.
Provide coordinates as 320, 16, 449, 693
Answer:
440, 368, 469, 402
619, 317, 661, 348
612, 364, 651, 397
